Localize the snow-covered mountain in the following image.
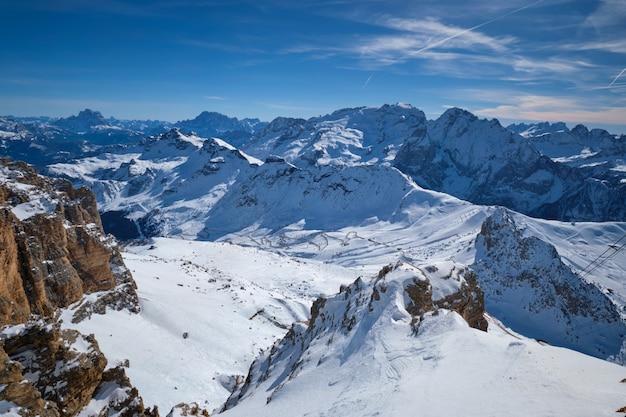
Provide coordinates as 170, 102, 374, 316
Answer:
2, 103, 626, 416
473, 208, 624, 359
395, 107, 625, 222
0, 109, 264, 167
509, 121, 626, 187
5, 104, 625, 222
53, 109, 111, 133
48, 128, 263, 239
39, 106, 626, 364
174, 111, 267, 147
219, 262, 624, 417
244, 103, 425, 166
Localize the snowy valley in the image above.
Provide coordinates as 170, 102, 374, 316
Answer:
1, 104, 625, 416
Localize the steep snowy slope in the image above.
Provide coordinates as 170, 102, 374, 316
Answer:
220, 262, 626, 417
216, 200, 626, 363
59, 231, 626, 415
201, 162, 429, 239
61, 238, 359, 412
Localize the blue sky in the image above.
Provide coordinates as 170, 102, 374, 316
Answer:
1, 0, 625, 132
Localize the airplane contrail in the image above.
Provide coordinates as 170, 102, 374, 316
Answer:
362, 73, 374, 88
413, 0, 545, 55
608, 67, 626, 87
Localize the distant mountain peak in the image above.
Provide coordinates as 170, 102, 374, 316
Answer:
173, 111, 267, 147
53, 108, 110, 133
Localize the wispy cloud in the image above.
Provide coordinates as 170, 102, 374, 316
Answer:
376, 1, 543, 55
281, 1, 557, 83
582, 0, 626, 31
472, 92, 626, 128
354, 18, 515, 66
203, 96, 225, 101
560, 39, 626, 54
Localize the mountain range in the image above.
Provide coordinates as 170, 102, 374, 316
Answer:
0, 104, 625, 416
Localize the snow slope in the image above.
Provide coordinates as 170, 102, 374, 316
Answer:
220, 262, 626, 417
61, 239, 358, 412
60, 232, 626, 415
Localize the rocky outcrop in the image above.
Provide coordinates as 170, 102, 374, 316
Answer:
0, 159, 139, 326
0, 321, 158, 417
0, 338, 59, 417
166, 402, 211, 417
85, 365, 160, 417
472, 207, 626, 361
2, 323, 106, 416
0, 160, 158, 416
223, 261, 487, 411
404, 264, 487, 332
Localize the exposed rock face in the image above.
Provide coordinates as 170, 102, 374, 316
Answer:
0, 159, 139, 326
223, 261, 487, 411
393, 107, 625, 222
0, 209, 31, 324
472, 207, 626, 361
404, 264, 487, 332
85, 365, 160, 417
2, 323, 106, 416
0, 322, 158, 417
0, 337, 60, 417
0, 160, 158, 416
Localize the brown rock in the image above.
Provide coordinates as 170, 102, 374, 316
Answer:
0, 209, 31, 324
89, 365, 159, 417
0, 341, 60, 417
2, 322, 106, 417
390, 263, 487, 332
0, 159, 138, 326
167, 402, 210, 417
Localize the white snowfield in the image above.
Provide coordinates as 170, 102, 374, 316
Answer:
62, 208, 626, 415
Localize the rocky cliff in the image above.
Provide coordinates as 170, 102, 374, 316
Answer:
0, 159, 156, 416
0, 159, 139, 325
